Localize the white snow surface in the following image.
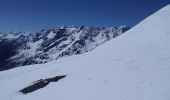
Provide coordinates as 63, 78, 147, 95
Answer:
47, 31, 56, 39
0, 4, 170, 100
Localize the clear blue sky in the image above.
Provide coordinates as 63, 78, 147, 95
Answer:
0, 0, 169, 32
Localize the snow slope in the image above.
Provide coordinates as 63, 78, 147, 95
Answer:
0, 4, 170, 100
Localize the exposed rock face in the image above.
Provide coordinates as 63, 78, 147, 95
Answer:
0, 39, 19, 70
0, 26, 130, 70
20, 75, 66, 94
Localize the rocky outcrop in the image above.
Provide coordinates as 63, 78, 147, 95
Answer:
20, 75, 66, 94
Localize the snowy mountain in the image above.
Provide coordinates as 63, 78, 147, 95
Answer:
0, 26, 130, 70
0, 4, 170, 100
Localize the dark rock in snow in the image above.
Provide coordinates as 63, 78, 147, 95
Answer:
20, 75, 66, 94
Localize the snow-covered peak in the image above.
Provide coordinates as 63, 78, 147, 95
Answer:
0, 25, 130, 70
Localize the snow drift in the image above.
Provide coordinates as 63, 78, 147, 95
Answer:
0, 4, 170, 100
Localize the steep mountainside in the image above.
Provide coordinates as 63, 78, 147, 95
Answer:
0, 26, 129, 70
0, 4, 169, 100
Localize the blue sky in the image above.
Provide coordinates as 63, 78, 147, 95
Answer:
0, 0, 169, 32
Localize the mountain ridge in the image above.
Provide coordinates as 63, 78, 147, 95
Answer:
0, 25, 130, 70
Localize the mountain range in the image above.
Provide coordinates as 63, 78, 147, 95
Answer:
0, 26, 130, 70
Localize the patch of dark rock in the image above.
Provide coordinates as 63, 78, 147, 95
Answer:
43, 38, 67, 52
0, 39, 19, 71
20, 75, 66, 94
121, 27, 131, 33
